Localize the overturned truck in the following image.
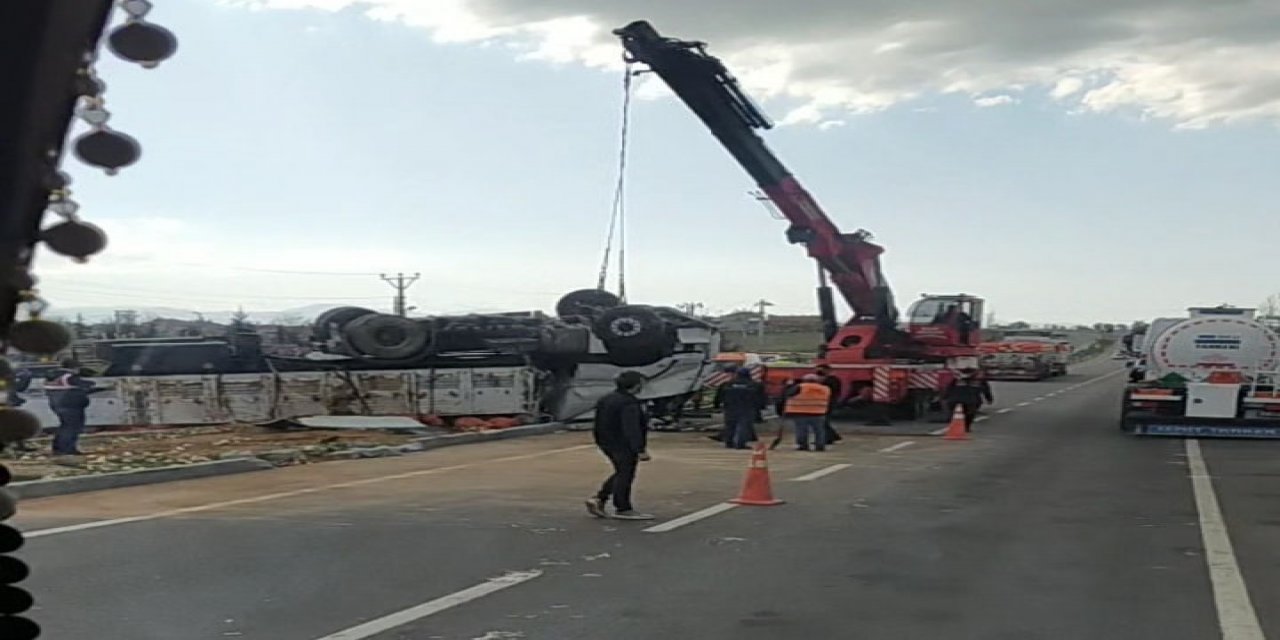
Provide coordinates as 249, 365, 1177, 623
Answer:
22, 290, 721, 428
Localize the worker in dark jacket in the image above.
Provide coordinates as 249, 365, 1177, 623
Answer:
814, 365, 844, 443
44, 358, 97, 455
586, 371, 654, 521
715, 368, 766, 449
943, 368, 993, 432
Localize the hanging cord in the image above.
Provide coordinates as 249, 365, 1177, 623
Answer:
596, 62, 635, 300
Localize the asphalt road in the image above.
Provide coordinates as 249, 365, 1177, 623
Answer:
13, 358, 1280, 639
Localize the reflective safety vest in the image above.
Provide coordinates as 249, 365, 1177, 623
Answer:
784, 382, 831, 415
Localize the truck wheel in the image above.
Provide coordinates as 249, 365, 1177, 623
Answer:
313, 306, 376, 342
1119, 394, 1133, 432
342, 314, 431, 359
595, 305, 669, 351
556, 289, 621, 319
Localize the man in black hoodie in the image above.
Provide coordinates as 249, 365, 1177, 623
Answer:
815, 365, 844, 444
586, 371, 654, 521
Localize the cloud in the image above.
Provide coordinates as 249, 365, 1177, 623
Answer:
220, 0, 1280, 127
974, 94, 1017, 107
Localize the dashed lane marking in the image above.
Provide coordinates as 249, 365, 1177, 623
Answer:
1185, 439, 1265, 640
791, 463, 853, 482
314, 569, 544, 640
878, 441, 916, 453
644, 502, 739, 533
996, 408, 1013, 414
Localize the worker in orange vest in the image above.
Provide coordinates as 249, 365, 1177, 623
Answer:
782, 374, 832, 451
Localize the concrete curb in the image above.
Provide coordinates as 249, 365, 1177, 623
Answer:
11, 458, 275, 500
411, 422, 566, 450
12, 422, 568, 500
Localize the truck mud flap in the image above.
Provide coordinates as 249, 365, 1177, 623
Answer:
1134, 423, 1280, 439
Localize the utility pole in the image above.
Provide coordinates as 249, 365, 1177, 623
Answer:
380, 272, 420, 317
677, 302, 705, 317
755, 299, 773, 349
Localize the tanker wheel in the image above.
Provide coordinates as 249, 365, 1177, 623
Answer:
312, 306, 376, 342
556, 289, 621, 319
342, 314, 431, 359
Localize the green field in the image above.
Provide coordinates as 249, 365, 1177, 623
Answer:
723, 331, 826, 355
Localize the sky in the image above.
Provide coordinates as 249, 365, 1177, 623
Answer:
37, 0, 1280, 325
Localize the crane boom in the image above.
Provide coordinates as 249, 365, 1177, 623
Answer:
614, 20, 897, 326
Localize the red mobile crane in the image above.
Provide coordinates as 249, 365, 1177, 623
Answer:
614, 21, 984, 417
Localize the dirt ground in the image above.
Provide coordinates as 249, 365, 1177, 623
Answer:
4, 423, 432, 482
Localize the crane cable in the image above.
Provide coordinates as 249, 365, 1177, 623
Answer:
596, 62, 635, 302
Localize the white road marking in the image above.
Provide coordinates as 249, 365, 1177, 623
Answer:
996, 408, 1013, 414
1016, 402, 1032, 407
643, 502, 738, 533
1030, 397, 1045, 403
1185, 439, 1264, 640
878, 441, 916, 453
930, 414, 988, 435
26, 444, 595, 539
791, 463, 853, 481
315, 569, 543, 640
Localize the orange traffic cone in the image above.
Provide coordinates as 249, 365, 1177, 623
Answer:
729, 443, 785, 506
943, 404, 969, 441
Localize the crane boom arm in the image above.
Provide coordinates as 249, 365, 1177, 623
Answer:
614, 20, 897, 324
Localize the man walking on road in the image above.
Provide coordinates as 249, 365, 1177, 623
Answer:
943, 368, 993, 432
782, 374, 832, 451
715, 368, 766, 449
586, 371, 655, 521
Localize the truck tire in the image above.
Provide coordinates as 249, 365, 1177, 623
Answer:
342, 314, 431, 360
1119, 393, 1134, 432
595, 305, 670, 351
556, 289, 621, 319
313, 306, 376, 342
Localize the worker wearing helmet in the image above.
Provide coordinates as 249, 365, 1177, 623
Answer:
943, 368, 993, 432
782, 373, 833, 451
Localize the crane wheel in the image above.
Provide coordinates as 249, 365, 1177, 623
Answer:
556, 289, 621, 319
312, 306, 376, 342
342, 314, 431, 360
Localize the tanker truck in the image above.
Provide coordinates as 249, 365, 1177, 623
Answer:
1119, 305, 1280, 438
